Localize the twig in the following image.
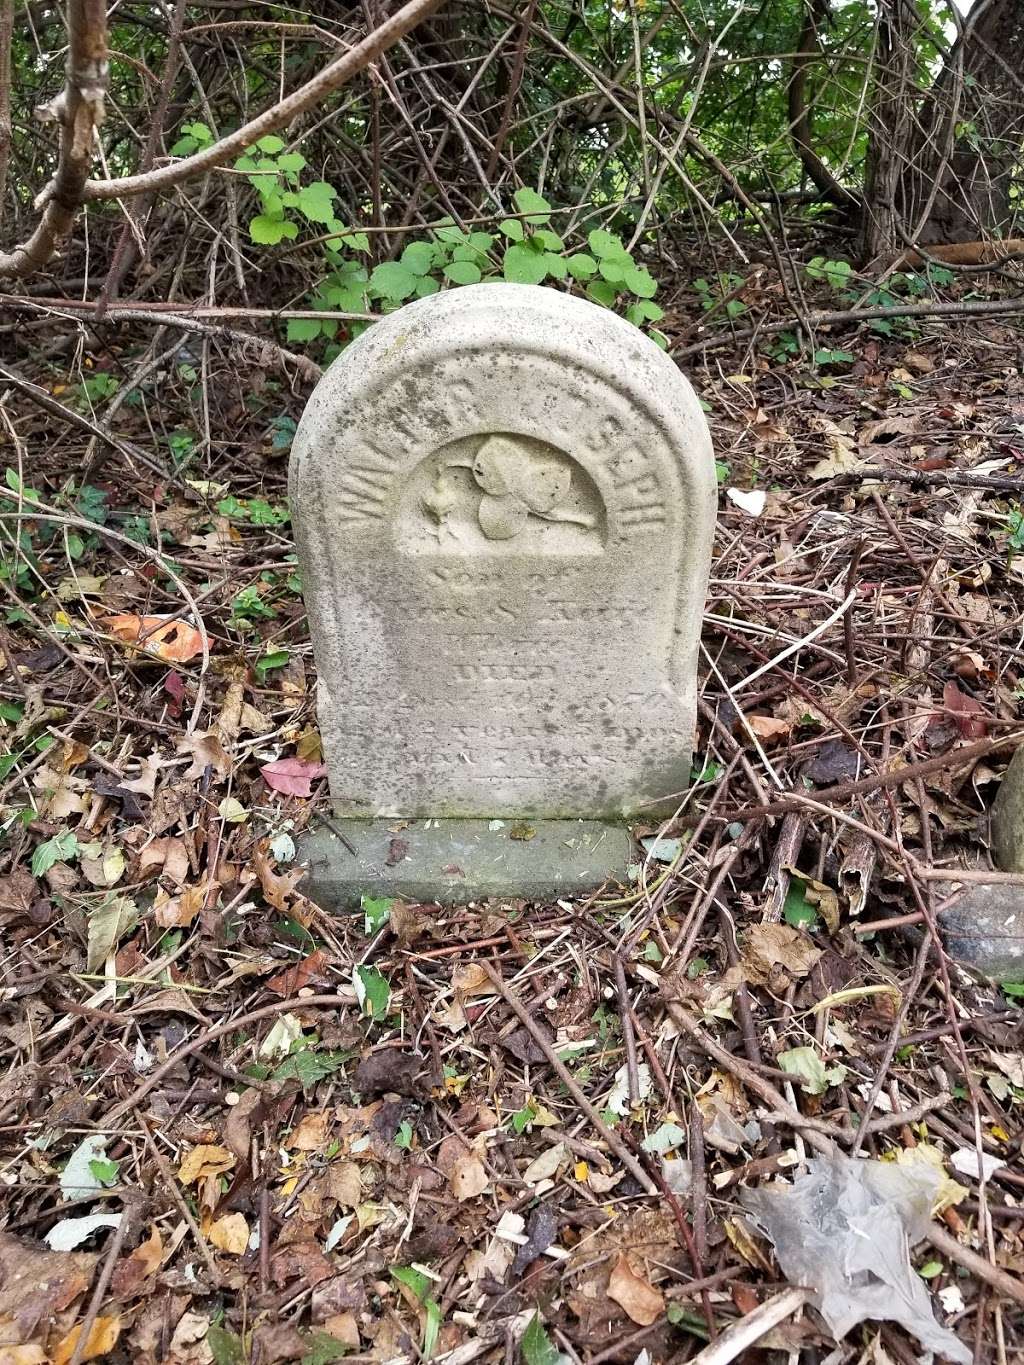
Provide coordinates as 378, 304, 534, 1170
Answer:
481, 962, 657, 1195
687, 1288, 812, 1365
81, 0, 448, 203
66, 1194, 138, 1365
141, 1121, 221, 1287
927, 1223, 1024, 1309
104, 994, 354, 1123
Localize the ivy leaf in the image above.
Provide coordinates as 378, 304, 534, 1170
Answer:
503, 243, 548, 284
249, 214, 297, 245
444, 260, 481, 285
587, 279, 618, 307
354, 965, 390, 1018
512, 186, 552, 224
369, 261, 418, 302
499, 218, 525, 241
401, 241, 436, 276
587, 228, 630, 261
286, 318, 323, 343
31, 830, 78, 878
624, 265, 658, 298
566, 252, 597, 280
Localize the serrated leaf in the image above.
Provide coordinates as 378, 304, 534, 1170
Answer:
250, 214, 297, 245
298, 181, 337, 224
521, 1313, 559, 1365
31, 829, 78, 877
272, 1048, 346, 1090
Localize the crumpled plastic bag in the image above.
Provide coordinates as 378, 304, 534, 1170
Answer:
741, 1150, 971, 1364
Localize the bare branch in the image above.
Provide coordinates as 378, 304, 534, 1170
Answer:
81, 0, 448, 203
0, 0, 108, 280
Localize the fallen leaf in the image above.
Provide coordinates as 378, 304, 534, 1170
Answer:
327, 1163, 363, 1210
102, 612, 204, 663
726, 487, 766, 517
209, 1213, 249, 1256
52, 1314, 121, 1365
110, 1226, 163, 1297
746, 714, 790, 742
521, 1143, 566, 1187
153, 884, 205, 929
176, 731, 230, 780
809, 417, 862, 480
265, 948, 329, 997
740, 923, 822, 985
178, 1144, 235, 1185
353, 1049, 423, 1097
44, 1215, 122, 1253
253, 840, 308, 914
260, 756, 327, 798
119, 754, 160, 798
942, 681, 987, 739
452, 961, 496, 998
287, 1112, 328, 1151
138, 836, 189, 887
607, 1253, 664, 1326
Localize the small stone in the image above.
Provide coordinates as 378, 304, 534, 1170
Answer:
991, 746, 1024, 872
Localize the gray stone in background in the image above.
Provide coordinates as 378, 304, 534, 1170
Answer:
299, 817, 636, 907
991, 745, 1024, 872
289, 283, 716, 823
934, 880, 1024, 984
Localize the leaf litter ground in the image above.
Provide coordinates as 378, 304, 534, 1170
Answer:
0, 273, 1022, 1365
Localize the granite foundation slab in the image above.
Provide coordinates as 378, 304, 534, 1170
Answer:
297, 817, 636, 907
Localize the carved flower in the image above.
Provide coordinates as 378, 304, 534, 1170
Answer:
464, 437, 593, 541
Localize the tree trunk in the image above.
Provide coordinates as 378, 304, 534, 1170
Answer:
862, 0, 1024, 259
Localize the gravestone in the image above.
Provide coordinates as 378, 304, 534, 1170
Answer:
291, 283, 716, 904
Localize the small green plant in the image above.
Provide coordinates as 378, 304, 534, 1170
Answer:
805, 256, 853, 290
72, 371, 119, 410
1006, 505, 1024, 555
693, 272, 746, 318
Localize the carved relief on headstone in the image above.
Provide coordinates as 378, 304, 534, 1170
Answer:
290, 283, 716, 820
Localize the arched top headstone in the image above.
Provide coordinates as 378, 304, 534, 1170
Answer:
290, 282, 716, 819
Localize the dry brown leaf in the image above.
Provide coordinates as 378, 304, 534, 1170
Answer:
119, 755, 160, 798
607, 1253, 664, 1326
216, 680, 272, 742
327, 1162, 363, 1209
740, 924, 822, 985
176, 731, 231, 781
153, 884, 205, 929
287, 1112, 328, 1151
808, 417, 863, 480
52, 1314, 121, 1365
110, 1226, 163, 1298
521, 1143, 566, 1186
265, 948, 329, 997
209, 1213, 249, 1256
0, 1345, 47, 1363
139, 836, 189, 887
225, 1088, 263, 1160
746, 714, 790, 742
452, 961, 495, 998
103, 612, 204, 663
178, 1144, 235, 1185
253, 840, 306, 912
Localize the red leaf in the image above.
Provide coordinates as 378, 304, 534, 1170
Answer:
942, 681, 987, 739
164, 671, 185, 718
260, 756, 327, 797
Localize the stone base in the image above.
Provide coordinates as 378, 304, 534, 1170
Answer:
934, 880, 1024, 983
296, 817, 636, 908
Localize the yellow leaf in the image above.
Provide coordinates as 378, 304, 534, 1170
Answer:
574, 1161, 589, 1183
52, 1315, 121, 1364
178, 1143, 235, 1184
209, 1212, 249, 1255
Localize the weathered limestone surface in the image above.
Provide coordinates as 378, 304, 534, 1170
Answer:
991, 745, 1024, 872
935, 880, 1024, 983
290, 284, 716, 823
